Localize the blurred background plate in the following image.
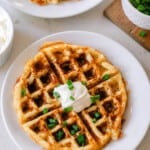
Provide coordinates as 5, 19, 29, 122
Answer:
3, 0, 103, 18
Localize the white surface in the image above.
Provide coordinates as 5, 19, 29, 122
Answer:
0, 0, 150, 150
3, 0, 103, 18
0, 6, 14, 66
122, 0, 150, 30
1, 31, 150, 150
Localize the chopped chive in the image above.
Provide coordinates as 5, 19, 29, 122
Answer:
48, 118, 58, 124
72, 124, 79, 132
93, 112, 101, 119
92, 112, 101, 123
129, 0, 150, 16
69, 124, 80, 135
92, 118, 97, 123
130, 0, 138, 7
53, 91, 60, 99
102, 74, 110, 81
66, 80, 74, 90
21, 88, 26, 97
135, 0, 140, 4
137, 4, 145, 12
48, 123, 56, 129
70, 95, 75, 101
62, 121, 68, 127
144, 11, 150, 15
42, 108, 49, 114
47, 118, 58, 129
81, 81, 87, 86
90, 95, 100, 104
66, 80, 73, 85
139, 30, 147, 37
70, 129, 76, 135
64, 106, 73, 113
55, 130, 65, 141
76, 134, 86, 146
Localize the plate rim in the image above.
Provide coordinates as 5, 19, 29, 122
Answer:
3, 0, 103, 18
1, 30, 150, 150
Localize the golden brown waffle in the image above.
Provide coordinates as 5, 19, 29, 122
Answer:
14, 41, 128, 150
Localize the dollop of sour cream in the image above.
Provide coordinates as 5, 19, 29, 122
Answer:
0, 16, 8, 51
54, 81, 91, 113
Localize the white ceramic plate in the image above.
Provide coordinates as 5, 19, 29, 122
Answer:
1, 31, 150, 150
3, 0, 103, 18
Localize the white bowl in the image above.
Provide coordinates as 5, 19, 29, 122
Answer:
0, 6, 14, 67
121, 0, 150, 30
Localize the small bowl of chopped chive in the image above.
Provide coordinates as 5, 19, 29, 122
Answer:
122, 0, 150, 29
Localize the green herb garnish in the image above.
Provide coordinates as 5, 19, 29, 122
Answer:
102, 74, 110, 81
70, 95, 75, 101
76, 134, 86, 146
81, 81, 87, 86
66, 80, 74, 90
70, 124, 80, 135
47, 118, 58, 129
139, 30, 147, 37
137, 4, 145, 11
92, 112, 101, 123
48, 118, 57, 124
48, 123, 56, 129
70, 129, 76, 135
62, 121, 68, 127
129, 0, 150, 15
90, 95, 100, 104
92, 118, 97, 123
93, 112, 101, 119
21, 88, 26, 97
64, 106, 73, 113
55, 130, 65, 141
42, 108, 49, 114
72, 124, 79, 132
53, 91, 60, 99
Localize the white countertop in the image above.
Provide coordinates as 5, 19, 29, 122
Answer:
0, 0, 150, 150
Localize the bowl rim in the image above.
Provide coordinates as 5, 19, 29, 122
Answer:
125, 0, 150, 19
0, 6, 14, 55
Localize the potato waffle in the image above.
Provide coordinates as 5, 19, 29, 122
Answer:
14, 41, 128, 150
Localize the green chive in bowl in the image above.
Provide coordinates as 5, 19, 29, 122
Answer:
121, 0, 150, 29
